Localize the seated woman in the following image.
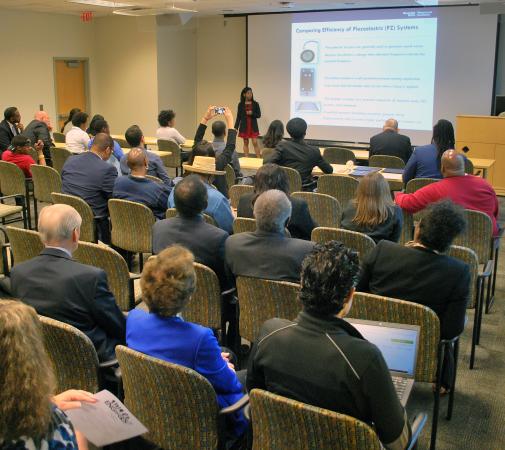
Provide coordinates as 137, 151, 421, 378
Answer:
403, 119, 454, 184
0, 300, 95, 449
2, 135, 46, 177
156, 109, 186, 145
341, 172, 402, 243
261, 120, 284, 161
126, 246, 247, 437
237, 163, 316, 240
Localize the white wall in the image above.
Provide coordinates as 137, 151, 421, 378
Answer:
0, 9, 96, 129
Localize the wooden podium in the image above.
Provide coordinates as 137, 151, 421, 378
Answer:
456, 115, 505, 195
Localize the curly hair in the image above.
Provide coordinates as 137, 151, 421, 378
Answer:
141, 246, 196, 317
158, 110, 176, 127
0, 300, 56, 441
299, 241, 360, 316
417, 199, 466, 253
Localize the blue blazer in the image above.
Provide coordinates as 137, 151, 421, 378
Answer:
403, 144, 442, 184
126, 310, 247, 435
62, 152, 118, 217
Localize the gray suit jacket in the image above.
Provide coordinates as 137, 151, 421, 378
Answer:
225, 230, 315, 283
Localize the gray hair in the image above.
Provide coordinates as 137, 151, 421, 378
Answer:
38, 204, 82, 244
253, 189, 292, 233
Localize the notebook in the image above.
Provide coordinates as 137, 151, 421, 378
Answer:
346, 318, 420, 406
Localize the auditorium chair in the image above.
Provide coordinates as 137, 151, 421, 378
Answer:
49, 147, 72, 175
225, 164, 236, 190
311, 227, 375, 260
116, 345, 249, 450
52, 132, 65, 143
405, 177, 438, 194
249, 389, 427, 450
369, 154, 405, 169
0, 160, 32, 229
317, 174, 359, 208
323, 147, 356, 165
31, 165, 62, 227
158, 139, 183, 176
165, 207, 217, 226
232, 217, 256, 234
349, 292, 459, 450
292, 191, 341, 228
280, 166, 302, 193
5, 226, 43, 267
229, 184, 254, 209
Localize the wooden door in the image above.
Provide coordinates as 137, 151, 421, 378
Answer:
54, 60, 88, 131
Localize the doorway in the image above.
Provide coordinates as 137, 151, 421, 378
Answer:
53, 58, 90, 131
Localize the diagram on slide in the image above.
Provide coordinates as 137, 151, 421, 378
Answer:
291, 17, 438, 130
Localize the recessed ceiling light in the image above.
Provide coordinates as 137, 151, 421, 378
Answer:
68, 0, 134, 7
415, 0, 439, 5
279, 1, 295, 8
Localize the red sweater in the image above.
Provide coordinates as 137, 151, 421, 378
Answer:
1, 150, 35, 178
395, 175, 499, 236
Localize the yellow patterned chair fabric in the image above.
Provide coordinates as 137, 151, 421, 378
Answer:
158, 139, 182, 175
116, 345, 221, 450
317, 174, 359, 208
108, 199, 155, 254
311, 227, 376, 260
323, 147, 356, 165
49, 147, 72, 175
291, 191, 341, 228
405, 177, 438, 194
233, 217, 256, 234
399, 210, 415, 245
51, 192, 96, 242
349, 292, 440, 382
52, 132, 65, 143
453, 209, 492, 264
184, 262, 222, 330
6, 226, 43, 266
225, 164, 236, 190
229, 184, 254, 209
447, 245, 478, 309
249, 389, 381, 450
74, 240, 140, 311
31, 165, 62, 203
165, 208, 217, 226
39, 315, 100, 393
369, 154, 406, 169
236, 277, 301, 343
280, 166, 302, 193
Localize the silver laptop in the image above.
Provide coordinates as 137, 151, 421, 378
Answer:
346, 318, 420, 406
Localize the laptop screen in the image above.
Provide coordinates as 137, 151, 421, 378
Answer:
347, 319, 419, 376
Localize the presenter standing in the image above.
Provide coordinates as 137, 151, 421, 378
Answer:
235, 87, 261, 158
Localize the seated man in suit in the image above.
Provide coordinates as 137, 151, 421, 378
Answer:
10, 204, 126, 362
119, 125, 171, 185
153, 174, 230, 290
113, 148, 170, 220
61, 132, 117, 243
264, 117, 332, 191
167, 157, 234, 234
369, 118, 412, 164
225, 189, 315, 282
395, 150, 500, 236
0, 107, 23, 155
247, 241, 411, 450
23, 110, 54, 165
358, 199, 469, 390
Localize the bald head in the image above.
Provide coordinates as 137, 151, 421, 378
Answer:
127, 148, 148, 174
253, 189, 292, 233
38, 204, 82, 251
91, 132, 113, 160
441, 149, 465, 177
383, 118, 398, 132
35, 111, 51, 129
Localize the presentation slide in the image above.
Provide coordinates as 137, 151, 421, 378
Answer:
291, 12, 437, 130
248, 6, 498, 144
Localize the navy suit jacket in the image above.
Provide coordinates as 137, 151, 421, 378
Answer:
0, 119, 17, 153
61, 151, 118, 216
10, 248, 126, 361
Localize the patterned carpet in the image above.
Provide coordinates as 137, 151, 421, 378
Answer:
407, 198, 505, 450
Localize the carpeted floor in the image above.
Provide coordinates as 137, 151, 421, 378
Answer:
406, 198, 505, 450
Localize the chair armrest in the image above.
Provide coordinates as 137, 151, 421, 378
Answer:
218, 394, 249, 416
243, 404, 251, 421
129, 273, 141, 280
99, 358, 119, 369
221, 287, 236, 296
93, 215, 107, 221
0, 194, 25, 201
440, 334, 460, 346
407, 412, 428, 450
479, 260, 493, 279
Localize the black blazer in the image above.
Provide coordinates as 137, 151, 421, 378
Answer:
357, 240, 470, 339
10, 248, 126, 361
0, 119, 17, 153
225, 230, 315, 283
24, 120, 54, 158
265, 139, 333, 189
234, 101, 261, 134
369, 130, 412, 164
237, 193, 316, 240
61, 151, 118, 217
152, 215, 231, 290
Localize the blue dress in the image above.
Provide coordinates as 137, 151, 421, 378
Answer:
403, 144, 442, 184
126, 309, 247, 436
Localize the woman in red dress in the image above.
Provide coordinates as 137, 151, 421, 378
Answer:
235, 87, 261, 157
